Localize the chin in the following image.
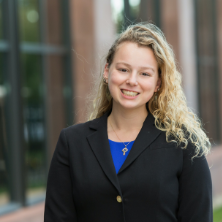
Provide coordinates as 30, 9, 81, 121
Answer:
116, 102, 146, 110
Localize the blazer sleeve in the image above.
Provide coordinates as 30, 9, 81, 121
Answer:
177, 143, 213, 222
44, 129, 77, 222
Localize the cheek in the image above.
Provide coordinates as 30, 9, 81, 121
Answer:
142, 81, 156, 92
108, 75, 120, 95
109, 72, 124, 85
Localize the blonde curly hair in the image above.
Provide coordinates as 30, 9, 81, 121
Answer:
88, 22, 211, 159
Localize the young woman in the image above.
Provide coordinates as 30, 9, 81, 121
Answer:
44, 23, 213, 222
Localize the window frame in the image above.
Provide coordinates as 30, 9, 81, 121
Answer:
0, 0, 74, 215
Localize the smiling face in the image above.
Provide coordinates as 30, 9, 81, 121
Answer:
104, 41, 161, 112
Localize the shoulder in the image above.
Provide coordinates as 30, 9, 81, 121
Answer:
62, 120, 93, 137
155, 132, 207, 163
61, 116, 104, 139
161, 130, 205, 158
179, 142, 210, 177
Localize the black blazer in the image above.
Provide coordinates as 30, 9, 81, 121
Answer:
44, 110, 213, 222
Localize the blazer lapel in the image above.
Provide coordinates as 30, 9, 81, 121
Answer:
86, 110, 162, 190
117, 112, 162, 174
86, 111, 122, 195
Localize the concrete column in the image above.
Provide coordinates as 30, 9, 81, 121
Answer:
178, 0, 198, 112
70, 0, 115, 123
161, 0, 180, 63
94, 0, 115, 70
45, 0, 66, 157
70, 0, 96, 123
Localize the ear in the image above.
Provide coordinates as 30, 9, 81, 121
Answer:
154, 77, 161, 92
103, 63, 109, 79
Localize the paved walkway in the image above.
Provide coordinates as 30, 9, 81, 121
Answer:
0, 146, 222, 222
207, 145, 222, 208
0, 203, 44, 222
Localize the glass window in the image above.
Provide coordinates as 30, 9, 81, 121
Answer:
21, 54, 68, 201
111, 0, 124, 33
0, 0, 3, 39
129, 0, 141, 19
18, 0, 71, 204
21, 53, 46, 201
0, 52, 10, 206
0, 0, 72, 213
18, 0, 40, 42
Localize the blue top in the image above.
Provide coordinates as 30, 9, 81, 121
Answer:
108, 139, 135, 173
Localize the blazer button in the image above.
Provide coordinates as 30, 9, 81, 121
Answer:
116, 195, 122, 203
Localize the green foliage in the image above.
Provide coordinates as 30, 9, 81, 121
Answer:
115, 12, 124, 34
0, 53, 2, 84
28, 181, 46, 189
214, 206, 222, 222
19, 0, 40, 42
21, 54, 43, 103
26, 149, 44, 168
0, 1, 3, 39
129, 4, 140, 21
0, 186, 7, 195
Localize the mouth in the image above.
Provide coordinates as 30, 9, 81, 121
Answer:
121, 89, 140, 97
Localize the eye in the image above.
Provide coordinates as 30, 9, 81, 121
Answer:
119, 68, 128, 72
141, 72, 150, 76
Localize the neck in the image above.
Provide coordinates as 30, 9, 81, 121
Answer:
108, 104, 148, 132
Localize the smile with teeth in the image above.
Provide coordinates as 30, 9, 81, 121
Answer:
121, 89, 139, 97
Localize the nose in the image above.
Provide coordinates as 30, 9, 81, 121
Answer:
126, 71, 138, 86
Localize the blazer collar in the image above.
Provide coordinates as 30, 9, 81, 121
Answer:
86, 109, 161, 192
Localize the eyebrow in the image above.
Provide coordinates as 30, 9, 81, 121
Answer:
116, 62, 155, 73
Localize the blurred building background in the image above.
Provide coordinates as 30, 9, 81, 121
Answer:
0, 0, 222, 221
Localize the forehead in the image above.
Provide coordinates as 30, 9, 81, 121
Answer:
113, 41, 158, 69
